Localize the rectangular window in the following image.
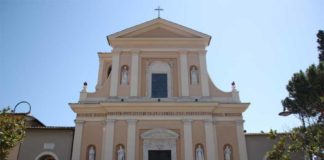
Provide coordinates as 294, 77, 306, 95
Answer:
151, 73, 168, 98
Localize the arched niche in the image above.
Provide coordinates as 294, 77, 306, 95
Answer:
141, 128, 179, 160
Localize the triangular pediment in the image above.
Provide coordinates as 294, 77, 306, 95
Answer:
108, 18, 211, 39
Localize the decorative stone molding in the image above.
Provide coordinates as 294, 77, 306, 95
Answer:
77, 112, 242, 117
141, 129, 179, 160
204, 119, 214, 124
141, 128, 179, 140
212, 113, 242, 117
74, 120, 85, 125
127, 119, 138, 124
78, 95, 242, 103
235, 120, 245, 126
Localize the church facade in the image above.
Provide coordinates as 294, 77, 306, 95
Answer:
69, 18, 250, 160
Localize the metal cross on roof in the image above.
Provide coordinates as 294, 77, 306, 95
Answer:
155, 6, 164, 18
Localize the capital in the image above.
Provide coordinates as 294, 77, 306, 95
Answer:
235, 120, 245, 125
198, 50, 207, 55
182, 119, 193, 124
179, 50, 188, 54
131, 49, 140, 54
74, 119, 85, 125
106, 119, 116, 124
127, 119, 138, 124
204, 119, 214, 124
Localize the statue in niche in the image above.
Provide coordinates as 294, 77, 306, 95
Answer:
121, 66, 128, 85
88, 146, 95, 160
195, 144, 204, 160
190, 66, 199, 85
224, 145, 232, 160
117, 145, 125, 160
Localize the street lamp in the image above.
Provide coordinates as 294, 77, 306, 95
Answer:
13, 101, 31, 115
278, 106, 314, 160
278, 106, 292, 116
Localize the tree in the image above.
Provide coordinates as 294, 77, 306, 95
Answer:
318, 30, 324, 62
267, 30, 324, 159
0, 107, 26, 160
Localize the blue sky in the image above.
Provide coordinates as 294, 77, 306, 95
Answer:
1, 0, 323, 133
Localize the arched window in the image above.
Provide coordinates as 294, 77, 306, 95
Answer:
35, 151, 59, 160
87, 145, 96, 160
190, 65, 199, 85
107, 65, 112, 78
120, 65, 129, 85
147, 61, 172, 98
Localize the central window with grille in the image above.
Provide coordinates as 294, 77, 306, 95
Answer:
151, 73, 168, 98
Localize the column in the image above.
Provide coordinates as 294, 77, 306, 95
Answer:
180, 51, 189, 96
127, 119, 137, 160
199, 50, 210, 96
71, 120, 84, 160
204, 119, 217, 160
236, 120, 248, 160
96, 58, 104, 90
183, 119, 193, 160
130, 51, 139, 96
102, 119, 115, 160
110, 50, 120, 96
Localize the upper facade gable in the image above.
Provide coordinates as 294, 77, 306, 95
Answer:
107, 18, 211, 47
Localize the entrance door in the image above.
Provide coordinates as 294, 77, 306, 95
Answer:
151, 73, 168, 98
148, 150, 171, 160
38, 155, 56, 160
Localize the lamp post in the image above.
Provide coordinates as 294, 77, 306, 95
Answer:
278, 106, 292, 117
13, 101, 32, 115
278, 106, 313, 160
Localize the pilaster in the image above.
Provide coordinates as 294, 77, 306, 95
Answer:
130, 51, 139, 96
183, 119, 193, 160
102, 119, 115, 160
127, 119, 138, 160
110, 50, 120, 96
199, 50, 210, 96
236, 120, 248, 160
179, 50, 189, 96
96, 58, 104, 90
71, 120, 84, 160
204, 119, 217, 160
